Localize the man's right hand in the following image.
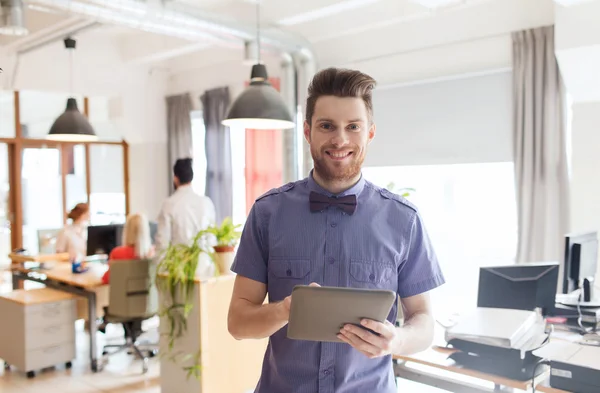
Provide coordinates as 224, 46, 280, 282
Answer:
278, 282, 320, 322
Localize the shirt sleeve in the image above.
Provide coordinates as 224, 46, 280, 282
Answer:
230, 203, 268, 284
397, 212, 445, 298
154, 201, 171, 254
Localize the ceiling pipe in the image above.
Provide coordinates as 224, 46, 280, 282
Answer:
280, 52, 298, 183
29, 0, 313, 54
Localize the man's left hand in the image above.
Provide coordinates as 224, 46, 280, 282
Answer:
337, 319, 401, 358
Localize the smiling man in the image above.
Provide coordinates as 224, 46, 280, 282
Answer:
227, 67, 445, 393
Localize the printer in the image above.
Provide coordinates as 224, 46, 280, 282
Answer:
533, 340, 600, 393
444, 307, 549, 380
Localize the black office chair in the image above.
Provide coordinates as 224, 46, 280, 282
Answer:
101, 259, 158, 373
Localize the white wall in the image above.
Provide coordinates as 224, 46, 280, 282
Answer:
569, 101, 600, 280
555, 0, 600, 103
367, 70, 512, 167
316, 0, 554, 86
117, 70, 170, 220
570, 102, 600, 233
167, 49, 282, 109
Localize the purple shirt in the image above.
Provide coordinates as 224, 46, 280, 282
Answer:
231, 171, 445, 393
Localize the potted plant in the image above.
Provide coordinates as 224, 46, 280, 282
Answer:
204, 217, 242, 275
155, 230, 210, 380
386, 181, 415, 199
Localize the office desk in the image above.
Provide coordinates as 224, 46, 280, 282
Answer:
535, 382, 571, 393
11, 262, 107, 372
393, 346, 542, 393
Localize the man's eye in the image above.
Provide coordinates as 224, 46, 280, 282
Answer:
348, 124, 360, 131
321, 123, 333, 130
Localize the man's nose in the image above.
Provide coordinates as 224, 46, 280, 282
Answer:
330, 130, 349, 147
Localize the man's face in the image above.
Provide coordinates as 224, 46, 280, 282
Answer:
173, 176, 180, 190
304, 96, 375, 183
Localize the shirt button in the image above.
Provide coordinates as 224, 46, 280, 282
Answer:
286, 269, 292, 277
369, 273, 375, 281
331, 223, 337, 228
328, 257, 335, 264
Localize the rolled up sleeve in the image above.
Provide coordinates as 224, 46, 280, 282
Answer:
231, 203, 268, 284
398, 212, 445, 298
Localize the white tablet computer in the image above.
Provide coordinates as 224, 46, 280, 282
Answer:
287, 285, 397, 343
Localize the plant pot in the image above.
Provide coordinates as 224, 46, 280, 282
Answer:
213, 245, 235, 275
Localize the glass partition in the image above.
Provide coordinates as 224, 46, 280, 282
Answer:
0, 144, 10, 267
65, 144, 88, 213
21, 147, 64, 254
89, 144, 125, 225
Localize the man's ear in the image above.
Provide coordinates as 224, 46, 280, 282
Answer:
303, 121, 311, 143
367, 123, 376, 144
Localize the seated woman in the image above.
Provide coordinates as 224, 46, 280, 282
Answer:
55, 203, 89, 259
101, 213, 155, 285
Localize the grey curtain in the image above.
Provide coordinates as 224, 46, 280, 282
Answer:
166, 93, 194, 194
201, 87, 232, 224
512, 25, 570, 265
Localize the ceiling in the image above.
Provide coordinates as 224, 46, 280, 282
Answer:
0, 0, 501, 70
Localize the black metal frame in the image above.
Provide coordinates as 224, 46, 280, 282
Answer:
12, 269, 100, 372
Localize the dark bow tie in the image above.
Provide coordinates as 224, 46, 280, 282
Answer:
309, 191, 357, 215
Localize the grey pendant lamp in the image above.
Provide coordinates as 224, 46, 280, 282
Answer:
221, 1, 294, 130
47, 37, 98, 142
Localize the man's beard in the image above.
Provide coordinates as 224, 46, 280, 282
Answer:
311, 144, 365, 183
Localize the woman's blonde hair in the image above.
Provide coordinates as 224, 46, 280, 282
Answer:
122, 213, 152, 258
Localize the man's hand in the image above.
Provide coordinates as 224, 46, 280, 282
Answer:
277, 282, 319, 322
337, 319, 402, 358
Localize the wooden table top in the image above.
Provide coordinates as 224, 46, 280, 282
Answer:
0, 287, 78, 305
394, 345, 533, 390
8, 252, 70, 263
12, 262, 107, 289
535, 384, 571, 393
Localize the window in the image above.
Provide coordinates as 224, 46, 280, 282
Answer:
190, 112, 246, 227
362, 162, 518, 315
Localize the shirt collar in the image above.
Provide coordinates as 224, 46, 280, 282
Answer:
307, 169, 366, 198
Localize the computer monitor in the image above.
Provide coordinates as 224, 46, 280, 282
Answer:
477, 262, 560, 315
563, 232, 598, 296
86, 224, 123, 256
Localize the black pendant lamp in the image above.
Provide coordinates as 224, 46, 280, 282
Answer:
47, 37, 97, 142
221, 2, 294, 130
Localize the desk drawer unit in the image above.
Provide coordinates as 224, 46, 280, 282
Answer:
0, 288, 77, 377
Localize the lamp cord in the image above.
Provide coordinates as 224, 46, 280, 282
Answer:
69, 48, 74, 96
256, 0, 261, 63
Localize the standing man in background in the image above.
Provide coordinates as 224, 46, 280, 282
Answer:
155, 158, 216, 275
227, 68, 445, 393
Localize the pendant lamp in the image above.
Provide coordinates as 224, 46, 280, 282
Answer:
47, 37, 98, 142
221, 2, 294, 130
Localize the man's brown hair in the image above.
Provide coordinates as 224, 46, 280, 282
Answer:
305, 67, 377, 126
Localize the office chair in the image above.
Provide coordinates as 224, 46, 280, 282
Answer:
37, 228, 63, 254
101, 259, 158, 373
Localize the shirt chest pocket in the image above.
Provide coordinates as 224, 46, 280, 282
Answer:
268, 259, 311, 301
349, 260, 396, 290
